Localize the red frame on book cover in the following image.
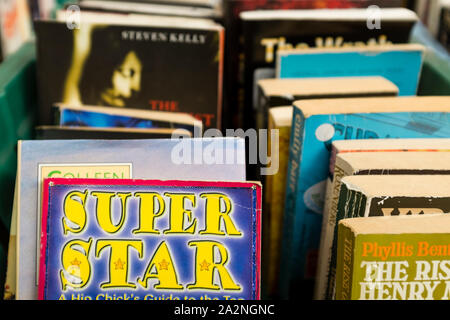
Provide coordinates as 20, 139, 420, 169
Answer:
39, 178, 262, 300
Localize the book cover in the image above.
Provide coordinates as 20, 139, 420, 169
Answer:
281, 96, 450, 299
15, 137, 246, 300
56, 104, 203, 136
277, 44, 424, 97
316, 150, 450, 300
336, 213, 450, 300
238, 8, 417, 128
38, 178, 261, 300
331, 175, 450, 300
35, 13, 224, 129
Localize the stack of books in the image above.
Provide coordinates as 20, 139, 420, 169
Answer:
1, 0, 450, 302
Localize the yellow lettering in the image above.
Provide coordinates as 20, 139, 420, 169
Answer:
137, 241, 183, 290
95, 239, 143, 289
62, 190, 88, 235
133, 192, 165, 234
163, 193, 197, 234
187, 240, 240, 291
92, 191, 131, 234
199, 193, 242, 236
60, 238, 93, 290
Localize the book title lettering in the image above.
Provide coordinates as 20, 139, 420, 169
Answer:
358, 241, 450, 300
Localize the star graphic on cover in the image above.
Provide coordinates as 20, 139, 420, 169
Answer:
199, 260, 211, 271
114, 258, 125, 270
70, 258, 81, 267
158, 259, 170, 270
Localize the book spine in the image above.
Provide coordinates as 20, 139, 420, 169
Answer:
314, 162, 349, 300
278, 106, 304, 298
329, 189, 366, 299
335, 223, 355, 300
325, 183, 351, 300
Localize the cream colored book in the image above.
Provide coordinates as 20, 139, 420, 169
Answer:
328, 175, 450, 300
316, 149, 450, 300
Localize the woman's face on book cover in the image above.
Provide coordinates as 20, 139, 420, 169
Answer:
101, 50, 142, 107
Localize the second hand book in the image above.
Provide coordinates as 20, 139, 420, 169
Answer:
38, 178, 262, 300
15, 138, 246, 300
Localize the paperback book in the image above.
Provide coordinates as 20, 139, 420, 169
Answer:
222, 0, 405, 128
56, 104, 203, 136
277, 44, 425, 96
14, 137, 246, 300
281, 96, 450, 299
336, 214, 450, 300
38, 178, 261, 300
35, 12, 224, 129
333, 176, 450, 300
238, 8, 418, 128
256, 76, 398, 130
317, 150, 450, 300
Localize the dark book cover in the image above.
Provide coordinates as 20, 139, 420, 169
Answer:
222, 0, 407, 129
239, 8, 417, 129
368, 196, 450, 217
34, 19, 224, 129
35, 125, 190, 140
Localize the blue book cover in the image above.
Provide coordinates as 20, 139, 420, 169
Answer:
277, 45, 425, 96
280, 97, 450, 299
39, 178, 261, 300
58, 106, 202, 136
16, 138, 245, 300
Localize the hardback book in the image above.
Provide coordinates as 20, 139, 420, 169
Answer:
317, 150, 450, 300
238, 8, 418, 128
256, 76, 398, 130
277, 44, 425, 97
333, 176, 450, 300
336, 214, 450, 300
14, 137, 246, 300
264, 105, 292, 299
35, 126, 191, 140
281, 96, 450, 300
34, 11, 224, 129
55, 104, 203, 136
38, 178, 261, 300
